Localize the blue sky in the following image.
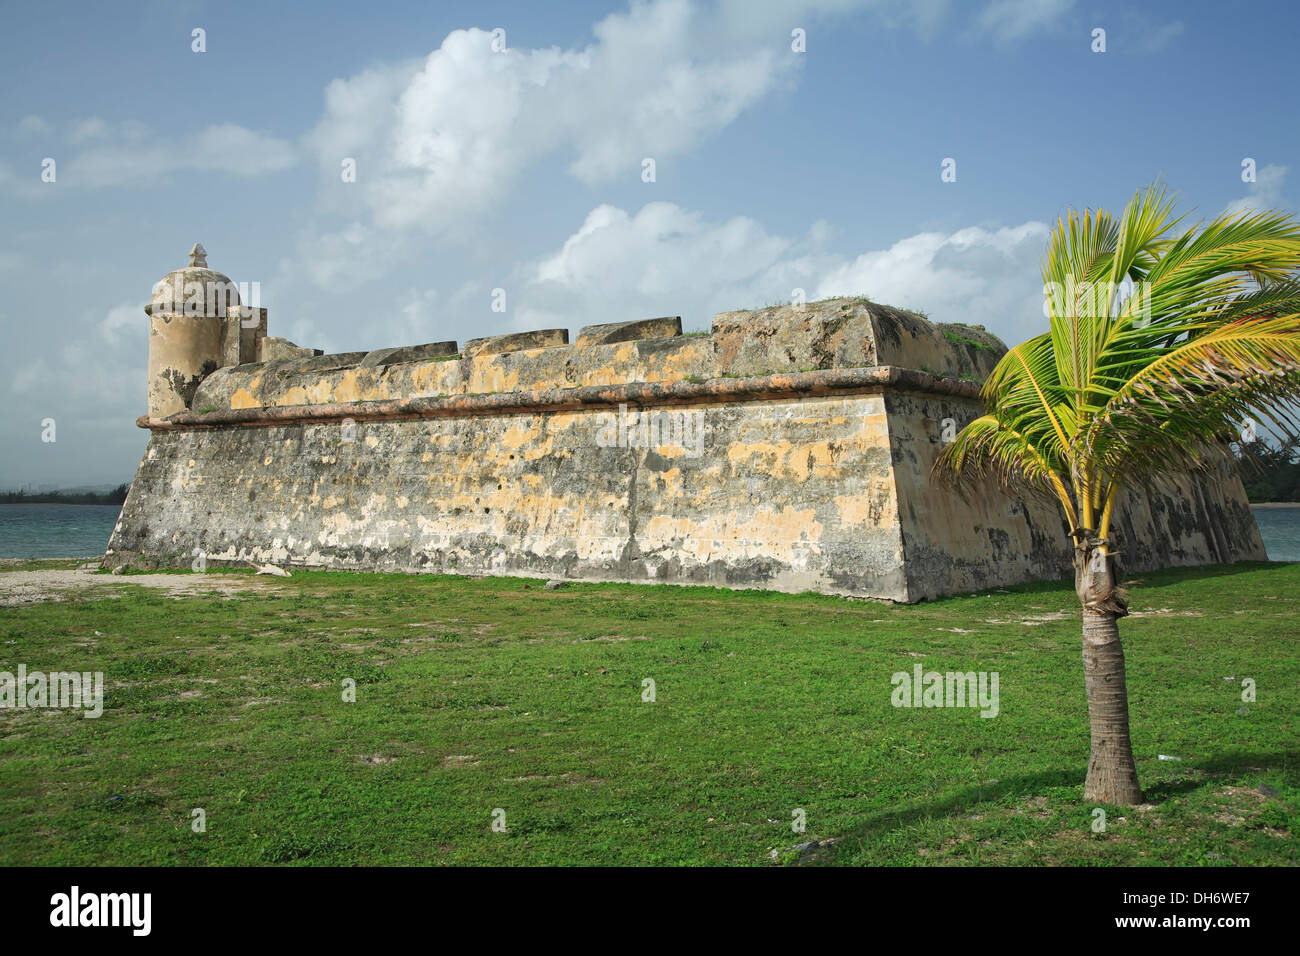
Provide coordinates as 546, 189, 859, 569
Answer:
1, 0, 1295, 487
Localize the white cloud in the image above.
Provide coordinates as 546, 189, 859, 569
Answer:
305, 0, 812, 235
98, 302, 141, 344
4, 117, 297, 193
4, 114, 296, 195
716, 0, 951, 41
521, 201, 1051, 346
290, 0, 953, 289
280, 220, 410, 294
975, 0, 1073, 44
815, 221, 1049, 341
521, 201, 836, 331
16, 115, 51, 136
63, 122, 296, 186
11, 302, 145, 405
536, 203, 791, 294
381, 283, 483, 348
10, 356, 52, 395
1224, 163, 1288, 217
67, 117, 110, 144
1135, 19, 1183, 53
0, 161, 50, 200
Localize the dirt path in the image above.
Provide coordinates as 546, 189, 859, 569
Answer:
0, 567, 289, 607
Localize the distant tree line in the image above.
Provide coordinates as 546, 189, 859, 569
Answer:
1236, 440, 1300, 503
0, 483, 130, 505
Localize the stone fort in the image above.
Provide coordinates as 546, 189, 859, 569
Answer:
105, 245, 1265, 601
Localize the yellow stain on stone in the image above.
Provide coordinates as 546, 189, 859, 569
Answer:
407, 362, 461, 398
642, 506, 822, 564
328, 370, 365, 404
725, 440, 842, 481
833, 481, 899, 528
280, 377, 337, 406
575, 340, 711, 387
499, 420, 552, 458
230, 388, 260, 409
653, 466, 684, 496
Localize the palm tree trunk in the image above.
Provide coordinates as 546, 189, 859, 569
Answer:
1080, 607, 1144, 804
1075, 535, 1144, 805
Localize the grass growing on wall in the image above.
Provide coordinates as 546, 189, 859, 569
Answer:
0, 562, 1295, 866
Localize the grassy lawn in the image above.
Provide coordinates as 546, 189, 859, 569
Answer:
0, 561, 1296, 866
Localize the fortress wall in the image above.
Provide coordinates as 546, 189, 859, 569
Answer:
108, 390, 913, 598
883, 390, 1267, 602
1107, 464, 1266, 570
884, 390, 1073, 602
117, 292, 1268, 601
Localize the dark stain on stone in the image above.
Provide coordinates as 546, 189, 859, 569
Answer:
166, 359, 220, 409
643, 450, 672, 473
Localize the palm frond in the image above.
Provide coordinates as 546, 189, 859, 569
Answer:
936, 183, 1300, 537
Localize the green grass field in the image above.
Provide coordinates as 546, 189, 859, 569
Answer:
1, 561, 1296, 866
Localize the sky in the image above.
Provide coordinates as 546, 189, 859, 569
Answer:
1, 0, 1295, 488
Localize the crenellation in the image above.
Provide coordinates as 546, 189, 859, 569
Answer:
231, 306, 268, 367
359, 342, 459, 367
575, 316, 682, 347
462, 328, 569, 359
258, 336, 322, 362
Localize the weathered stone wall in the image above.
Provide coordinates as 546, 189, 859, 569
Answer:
109, 391, 915, 598
882, 390, 1265, 602
110, 296, 1268, 601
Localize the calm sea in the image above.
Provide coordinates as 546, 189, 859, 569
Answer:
2, 501, 1299, 562
1249, 504, 1300, 562
0, 503, 123, 559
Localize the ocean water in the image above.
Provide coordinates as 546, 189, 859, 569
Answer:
1250, 505, 1300, 562
2, 502, 1299, 563
0, 503, 123, 559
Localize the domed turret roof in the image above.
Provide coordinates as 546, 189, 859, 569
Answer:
145, 243, 240, 317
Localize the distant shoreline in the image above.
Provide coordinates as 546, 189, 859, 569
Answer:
1250, 501, 1300, 508
0, 501, 124, 507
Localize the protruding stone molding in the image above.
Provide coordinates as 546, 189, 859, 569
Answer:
137, 365, 982, 430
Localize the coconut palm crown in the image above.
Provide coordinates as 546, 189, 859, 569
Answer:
935, 184, 1300, 805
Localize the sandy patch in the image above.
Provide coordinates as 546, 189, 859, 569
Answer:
0, 567, 288, 607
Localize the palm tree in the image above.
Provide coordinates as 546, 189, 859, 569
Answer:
935, 185, 1300, 805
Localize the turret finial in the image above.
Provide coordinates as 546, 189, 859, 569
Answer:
188, 243, 207, 268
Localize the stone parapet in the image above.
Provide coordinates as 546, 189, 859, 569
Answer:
185, 299, 1005, 419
